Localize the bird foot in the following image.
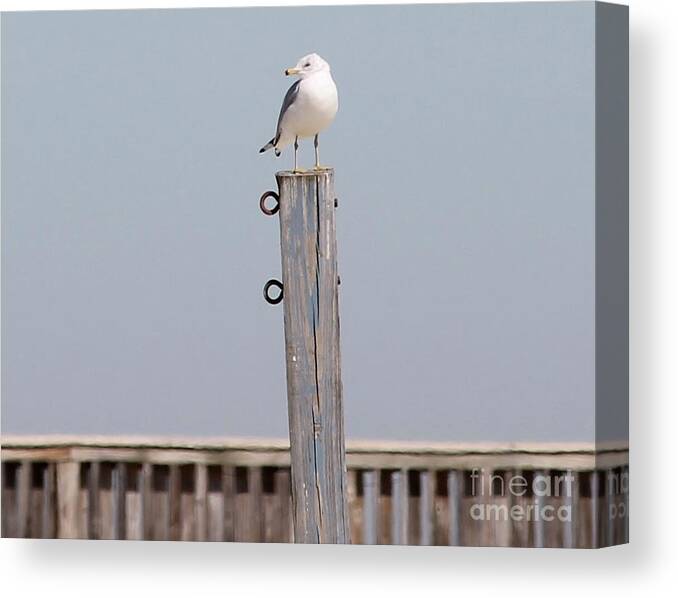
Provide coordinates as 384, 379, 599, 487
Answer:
291, 168, 308, 174
313, 165, 331, 171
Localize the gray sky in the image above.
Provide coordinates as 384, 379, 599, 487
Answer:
2, 3, 600, 442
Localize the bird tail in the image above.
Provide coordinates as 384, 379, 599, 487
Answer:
259, 137, 280, 156
259, 138, 281, 157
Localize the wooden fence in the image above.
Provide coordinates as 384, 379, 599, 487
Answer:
1, 436, 628, 548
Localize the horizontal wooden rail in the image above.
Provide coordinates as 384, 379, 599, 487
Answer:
1, 436, 629, 470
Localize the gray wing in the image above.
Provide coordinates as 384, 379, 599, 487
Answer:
274, 80, 300, 144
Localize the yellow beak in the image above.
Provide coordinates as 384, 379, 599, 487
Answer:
285, 67, 301, 76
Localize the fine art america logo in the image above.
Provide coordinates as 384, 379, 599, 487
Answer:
468, 469, 628, 523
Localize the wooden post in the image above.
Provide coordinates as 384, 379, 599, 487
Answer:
56, 462, 80, 539
272, 169, 350, 544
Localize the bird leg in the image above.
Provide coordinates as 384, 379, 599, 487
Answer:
313, 134, 329, 170
293, 137, 300, 173
314, 134, 320, 169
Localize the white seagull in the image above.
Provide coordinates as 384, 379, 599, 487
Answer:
259, 53, 338, 172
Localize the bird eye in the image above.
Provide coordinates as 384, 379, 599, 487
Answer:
304, 62, 310, 67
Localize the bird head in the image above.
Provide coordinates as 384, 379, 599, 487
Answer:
285, 53, 330, 78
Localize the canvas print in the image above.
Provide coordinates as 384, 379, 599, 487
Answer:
1, 1, 628, 548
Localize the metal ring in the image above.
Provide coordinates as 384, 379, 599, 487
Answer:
259, 190, 280, 216
263, 279, 283, 304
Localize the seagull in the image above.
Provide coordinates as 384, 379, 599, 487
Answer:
259, 53, 338, 172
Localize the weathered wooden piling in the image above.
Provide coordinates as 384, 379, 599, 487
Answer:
267, 168, 350, 543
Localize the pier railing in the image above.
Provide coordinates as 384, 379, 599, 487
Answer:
1, 436, 628, 547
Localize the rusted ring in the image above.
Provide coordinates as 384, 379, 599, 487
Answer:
263, 279, 283, 304
259, 190, 280, 216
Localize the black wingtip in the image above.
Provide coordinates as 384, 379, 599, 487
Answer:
259, 148, 265, 153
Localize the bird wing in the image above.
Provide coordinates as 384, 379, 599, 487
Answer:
274, 80, 301, 144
